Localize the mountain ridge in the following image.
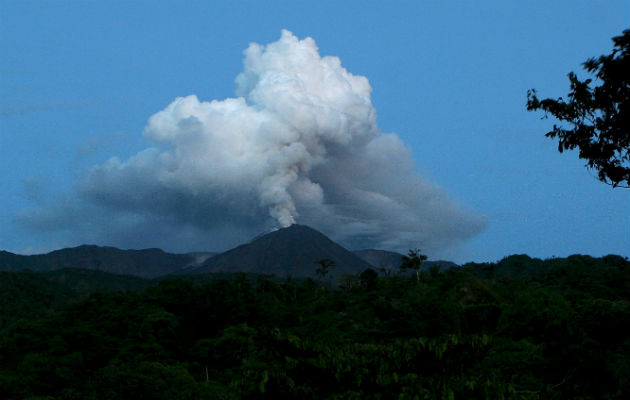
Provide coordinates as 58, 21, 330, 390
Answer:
0, 245, 196, 278
1, 225, 455, 278
190, 224, 374, 278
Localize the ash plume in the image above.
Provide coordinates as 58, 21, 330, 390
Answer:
19, 30, 487, 254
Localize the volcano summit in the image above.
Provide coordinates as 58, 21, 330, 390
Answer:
190, 224, 373, 278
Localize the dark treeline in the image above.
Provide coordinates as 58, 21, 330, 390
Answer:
0, 254, 628, 399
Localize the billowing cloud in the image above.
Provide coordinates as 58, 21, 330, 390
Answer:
18, 30, 487, 254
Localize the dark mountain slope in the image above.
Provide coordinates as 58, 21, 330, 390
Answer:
193, 224, 373, 277
0, 245, 195, 278
353, 249, 405, 271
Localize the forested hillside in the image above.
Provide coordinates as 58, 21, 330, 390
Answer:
0, 254, 628, 399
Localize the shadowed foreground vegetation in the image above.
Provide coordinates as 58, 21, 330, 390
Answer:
0, 254, 628, 399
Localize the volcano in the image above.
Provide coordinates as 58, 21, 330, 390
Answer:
192, 224, 373, 278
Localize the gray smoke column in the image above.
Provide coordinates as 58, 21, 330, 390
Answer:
67, 30, 487, 252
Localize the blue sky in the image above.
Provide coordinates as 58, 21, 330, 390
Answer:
1, 1, 628, 263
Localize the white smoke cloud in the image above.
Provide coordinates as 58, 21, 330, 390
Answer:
19, 30, 487, 254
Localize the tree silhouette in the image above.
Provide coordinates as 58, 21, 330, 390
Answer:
400, 249, 428, 281
315, 258, 334, 281
527, 29, 630, 188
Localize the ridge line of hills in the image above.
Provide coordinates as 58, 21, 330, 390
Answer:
2, 224, 622, 282
2, 225, 435, 279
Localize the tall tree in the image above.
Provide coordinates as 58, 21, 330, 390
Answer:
400, 249, 427, 281
527, 29, 630, 188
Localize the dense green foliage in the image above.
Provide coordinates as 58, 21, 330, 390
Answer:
1, 255, 628, 399
0, 270, 77, 332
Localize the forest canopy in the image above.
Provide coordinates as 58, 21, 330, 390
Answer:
1, 254, 628, 399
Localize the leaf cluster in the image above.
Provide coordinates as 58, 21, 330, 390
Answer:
527, 29, 630, 187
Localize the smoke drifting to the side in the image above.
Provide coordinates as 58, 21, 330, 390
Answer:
19, 30, 487, 254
